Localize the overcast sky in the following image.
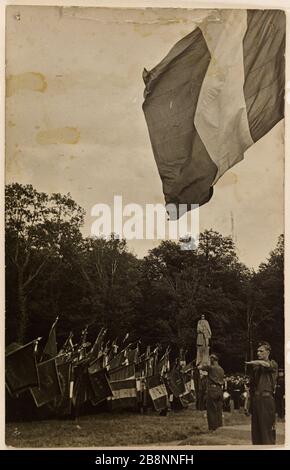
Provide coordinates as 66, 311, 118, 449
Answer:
6, 5, 284, 269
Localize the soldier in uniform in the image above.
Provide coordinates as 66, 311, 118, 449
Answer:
198, 353, 224, 432
198, 370, 208, 411
246, 341, 278, 445
232, 376, 242, 410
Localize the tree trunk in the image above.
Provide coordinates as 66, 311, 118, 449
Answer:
246, 302, 254, 362
17, 270, 28, 344
249, 337, 254, 361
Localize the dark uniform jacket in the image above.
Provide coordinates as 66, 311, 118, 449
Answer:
250, 360, 278, 395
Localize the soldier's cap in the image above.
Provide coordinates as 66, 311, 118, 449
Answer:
258, 341, 271, 351
210, 353, 219, 361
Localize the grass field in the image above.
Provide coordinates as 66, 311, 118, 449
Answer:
6, 407, 264, 448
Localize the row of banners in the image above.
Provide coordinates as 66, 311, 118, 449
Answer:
6, 331, 196, 418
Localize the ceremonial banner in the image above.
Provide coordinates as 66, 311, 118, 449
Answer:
30, 358, 62, 407
126, 347, 139, 365
167, 366, 186, 398
41, 317, 58, 361
108, 364, 137, 410
53, 360, 73, 416
90, 327, 107, 362
107, 350, 127, 370
147, 375, 168, 411
6, 341, 39, 395
88, 366, 113, 406
179, 371, 196, 406
72, 361, 89, 409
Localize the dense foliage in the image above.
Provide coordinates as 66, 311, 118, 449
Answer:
5, 184, 284, 372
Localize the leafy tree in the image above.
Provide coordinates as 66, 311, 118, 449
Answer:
251, 235, 284, 365
5, 183, 84, 343
75, 235, 142, 342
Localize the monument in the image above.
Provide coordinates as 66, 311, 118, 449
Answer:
196, 314, 212, 365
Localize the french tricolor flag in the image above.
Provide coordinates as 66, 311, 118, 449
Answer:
143, 10, 285, 218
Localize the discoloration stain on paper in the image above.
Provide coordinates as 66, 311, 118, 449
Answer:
133, 25, 152, 37
8, 121, 16, 127
6, 149, 22, 178
6, 72, 47, 97
155, 17, 188, 25
218, 171, 238, 187
36, 127, 80, 145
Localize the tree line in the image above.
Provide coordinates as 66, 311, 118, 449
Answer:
5, 183, 284, 372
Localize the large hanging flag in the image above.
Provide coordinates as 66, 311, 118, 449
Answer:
143, 9, 285, 218
6, 341, 39, 395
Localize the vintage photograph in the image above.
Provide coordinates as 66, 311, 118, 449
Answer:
5, 4, 285, 448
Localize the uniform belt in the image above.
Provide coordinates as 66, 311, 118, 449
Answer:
254, 391, 273, 397
209, 383, 221, 387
